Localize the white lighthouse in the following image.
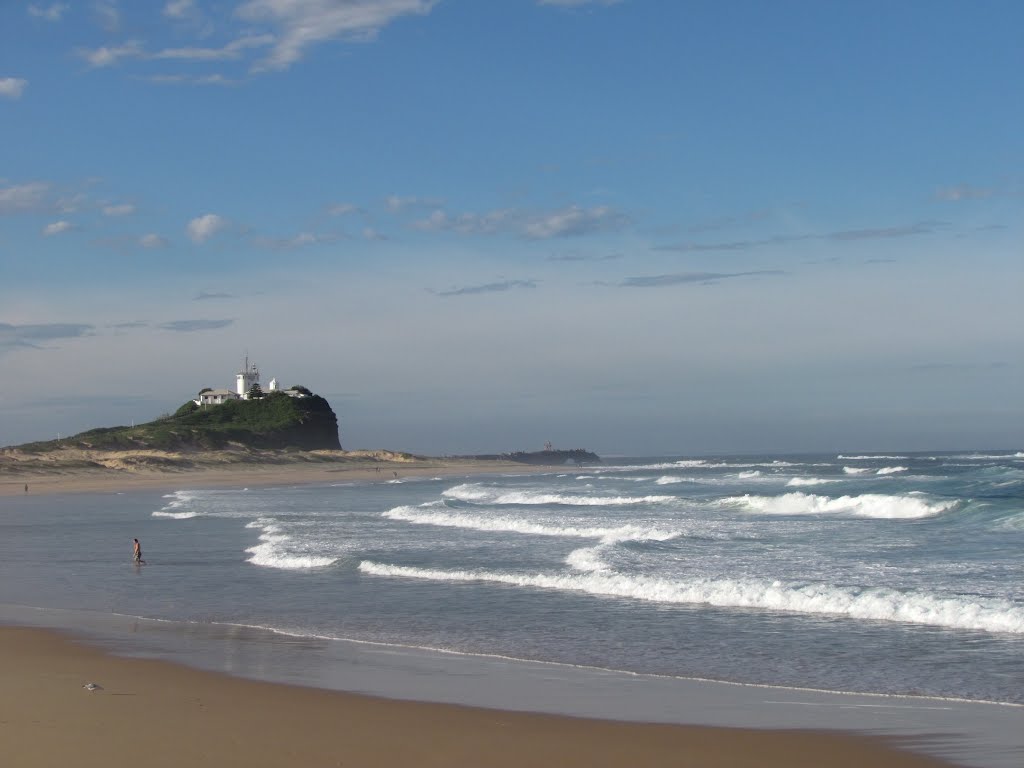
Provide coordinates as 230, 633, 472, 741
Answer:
236, 356, 260, 398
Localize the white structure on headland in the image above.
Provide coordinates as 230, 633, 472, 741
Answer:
236, 356, 260, 397
194, 356, 310, 407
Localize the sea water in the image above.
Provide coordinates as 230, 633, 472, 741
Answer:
2, 451, 1023, 762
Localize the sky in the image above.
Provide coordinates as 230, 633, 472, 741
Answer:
1, 0, 1021, 456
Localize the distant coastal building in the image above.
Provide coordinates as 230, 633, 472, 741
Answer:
194, 356, 311, 406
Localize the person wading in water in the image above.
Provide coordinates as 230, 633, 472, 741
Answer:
132, 538, 145, 565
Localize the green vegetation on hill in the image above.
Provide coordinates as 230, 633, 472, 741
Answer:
16, 392, 341, 452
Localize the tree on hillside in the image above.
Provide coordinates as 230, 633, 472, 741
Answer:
248, 383, 265, 399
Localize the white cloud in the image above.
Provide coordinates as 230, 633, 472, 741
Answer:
27, 3, 68, 21
93, 1, 120, 32
252, 231, 335, 249
187, 213, 226, 243
414, 208, 515, 235
140, 233, 169, 248
78, 41, 144, 68
328, 202, 359, 216
386, 194, 444, 212
523, 205, 628, 239
0, 78, 28, 99
152, 34, 274, 62
934, 184, 993, 201
0, 182, 49, 213
236, 0, 439, 71
163, 0, 195, 19
102, 203, 136, 216
412, 203, 630, 239
43, 220, 74, 236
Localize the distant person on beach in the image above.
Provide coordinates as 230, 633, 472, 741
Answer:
132, 538, 144, 565
24, 483, 28, 493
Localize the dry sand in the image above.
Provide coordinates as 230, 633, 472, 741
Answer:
0, 626, 955, 768
0, 447, 529, 496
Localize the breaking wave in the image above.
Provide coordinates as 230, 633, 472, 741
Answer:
244, 518, 337, 569
721, 492, 958, 519
442, 483, 674, 507
358, 562, 1024, 635
383, 505, 679, 544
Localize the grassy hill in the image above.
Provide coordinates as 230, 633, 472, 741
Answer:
15, 392, 341, 452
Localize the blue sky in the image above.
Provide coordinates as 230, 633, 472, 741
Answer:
1, 0, 1021, 456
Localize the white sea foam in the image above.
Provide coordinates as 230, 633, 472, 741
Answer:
738, 470, 762, 478
442, 483, 674, 507
383, 506, 679, 543
151, 509, 200, 519
785, 477, 840, 487
566, 546, 610, 572
838, 455, 909, 460
358, 562, 1024, 635
244, 517, 337, 569
151, 490, 202, 518
721, 492, 957, 519
842, 466, 872, 475
655, 475, 692, 485
876, 466, 908, 475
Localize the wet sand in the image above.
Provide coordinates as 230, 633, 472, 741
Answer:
0, 453, 529, 496
0, 626, 956, 768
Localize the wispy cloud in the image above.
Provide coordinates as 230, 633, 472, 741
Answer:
0, 322, 93, 354
0, 182, 49, 213
328, 202, 361, 217
160, 318, 234, 332
827, 221, 945, 241
934, 184, 994, 201
524, 205, 629, 239
194, 291, 234, 301
163, 0, 196, 20
387, 194, 445, 213
414, 208, 515, 235
187, 213, 226, 243
619, 270, 785, 288
435, 279, 538, 297
93, 1, 120, 32
657, 221, 946, 253
139, 233, 169, 248
27, 3, 68, 22
547, 250, 623, 262
251, 231, 337, 250
414, 204, 630, 240
42, 220, 75, 236
148, 73, 238, 86
152, 34, 274, 62
78, 41, 144, 68
236, 0, 440, 72
0, 78, 28, 99
102, 203, 136, 216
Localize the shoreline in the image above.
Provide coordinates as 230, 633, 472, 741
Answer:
0, 623, 958, 768
0, 453, 538, 496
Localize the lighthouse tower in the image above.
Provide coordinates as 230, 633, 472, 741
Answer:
236, 356, 260, 398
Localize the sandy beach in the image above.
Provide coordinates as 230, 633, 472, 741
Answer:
0, 447, 529, 497
0, 626, 956, 768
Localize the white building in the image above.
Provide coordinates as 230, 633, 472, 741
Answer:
236, 357, 260, 397
196, 388, 239, 406
195, 356, 310, 406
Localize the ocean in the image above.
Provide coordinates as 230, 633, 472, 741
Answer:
2, 451, 1022, 764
